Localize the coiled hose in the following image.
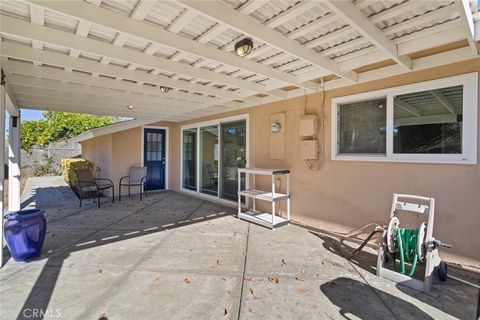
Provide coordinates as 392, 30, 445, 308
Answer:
393, 228, 419, 277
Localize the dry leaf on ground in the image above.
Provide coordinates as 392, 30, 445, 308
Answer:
98, 269, 103, 274
184, 278, 191, 284
281, 259, 287, 266
298, 288, 309, 293
295, 276, 304, 281
249, 288, 254, 295
267, 276, 279, 284
244, 277, 252, 281
224, 309, 228, 316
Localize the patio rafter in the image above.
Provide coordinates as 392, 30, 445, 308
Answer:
7, 74, 211, 111
455, 0, 479, 55
1, 14, 273, 96
177, 0, 358, 83
0, 42, 225, 103
26, 0, 310, 93
219, 46, 476, 113
1, 59, 213, 109
324, 0, 412, 70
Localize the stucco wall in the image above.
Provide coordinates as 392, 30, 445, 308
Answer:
110, 127, 142, 189
81, 59, 480, 263
81, 134, 112, 179
170, 59, 480, 263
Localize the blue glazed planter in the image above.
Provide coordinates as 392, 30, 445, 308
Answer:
4, 209, 47, 262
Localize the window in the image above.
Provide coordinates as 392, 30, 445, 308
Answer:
338, 97, 387, 154
332, 73, 477, 164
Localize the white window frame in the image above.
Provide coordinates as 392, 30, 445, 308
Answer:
331, 72, 478, 164
180, 114, 249, 205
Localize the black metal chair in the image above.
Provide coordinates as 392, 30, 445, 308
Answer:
75, 169, 114, 208
119, 167, 148, 201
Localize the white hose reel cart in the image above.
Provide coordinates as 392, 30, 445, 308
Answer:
376, 194, 452, 295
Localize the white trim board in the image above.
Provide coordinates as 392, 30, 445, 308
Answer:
70, 118, 155, 143
141, 125, 170, 190
330, 72, 478, 164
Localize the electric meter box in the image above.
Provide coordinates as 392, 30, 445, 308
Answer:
299, 115, 318, 137
301, 140, 317, 160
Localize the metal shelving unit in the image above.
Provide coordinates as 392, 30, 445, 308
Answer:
237, 168, 290, 229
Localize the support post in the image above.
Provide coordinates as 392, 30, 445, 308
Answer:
8, 114, 21, 212
1, 71, 6, 267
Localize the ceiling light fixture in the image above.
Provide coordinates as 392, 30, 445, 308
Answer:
234, 38, 253, 57
160, 86, 170, 93
127, 105, 134, 110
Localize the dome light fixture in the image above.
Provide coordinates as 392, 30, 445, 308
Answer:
234, 38, 253, 57
126, 104, 134, 110
160, 86, 170, 93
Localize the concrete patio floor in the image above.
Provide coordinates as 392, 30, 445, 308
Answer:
1, 178, 479, 319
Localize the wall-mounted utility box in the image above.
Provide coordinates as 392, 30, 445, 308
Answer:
301, 140, 317, 160
299, 115, 318, 137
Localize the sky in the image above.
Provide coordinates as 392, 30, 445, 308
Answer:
4, 109, 44, 135
20, 109, 45, 121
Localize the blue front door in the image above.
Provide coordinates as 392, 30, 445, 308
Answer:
144, 128, 166, 191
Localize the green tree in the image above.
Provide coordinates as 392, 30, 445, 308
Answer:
21, 112, 114, 151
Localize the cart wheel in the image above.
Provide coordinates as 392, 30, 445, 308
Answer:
437, 261, 447, 281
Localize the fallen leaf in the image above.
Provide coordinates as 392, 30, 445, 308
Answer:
222, 277, 227, 281
249, 288, 254, 295
244, 277, 252, 281
184, 278, 191, 284
98, 269, 103, 274
153, 276, 160, 281
267, 276, 279, 284
281, 259, 287, 266
298, 288, 309, 293
224, 309, 228, 316
295, 276, 304, 281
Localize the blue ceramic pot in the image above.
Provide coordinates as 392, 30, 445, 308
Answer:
4, 209, 47, 262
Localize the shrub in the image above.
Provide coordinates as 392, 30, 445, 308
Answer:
61, 158, 95, 190
32, 154, 59, 177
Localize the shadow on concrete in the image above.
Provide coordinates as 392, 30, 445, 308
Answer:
320, 277, 434, 320
312, 232, 479, 320
14, 192, 233, 320
21, 185, 80, 210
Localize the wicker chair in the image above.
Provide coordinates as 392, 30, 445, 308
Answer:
75, 169, 114, 208
119, 167, 148, 201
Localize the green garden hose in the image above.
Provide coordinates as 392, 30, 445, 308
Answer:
393, 228, 419, 277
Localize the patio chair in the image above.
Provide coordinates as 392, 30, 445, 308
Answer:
119, 167, 148, 201
75, 169, 114, 208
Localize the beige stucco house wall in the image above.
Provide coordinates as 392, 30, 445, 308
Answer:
80, 59, 480, 263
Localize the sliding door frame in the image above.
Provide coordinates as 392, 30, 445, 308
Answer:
180, 114, 249, 205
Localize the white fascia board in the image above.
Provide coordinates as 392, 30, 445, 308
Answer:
70, 118, 155, 143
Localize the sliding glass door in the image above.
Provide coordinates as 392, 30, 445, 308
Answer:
200, 125, 219, 197
220, 121, 246, 201
182, 128, 197, 191
181, 117, 247, 202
